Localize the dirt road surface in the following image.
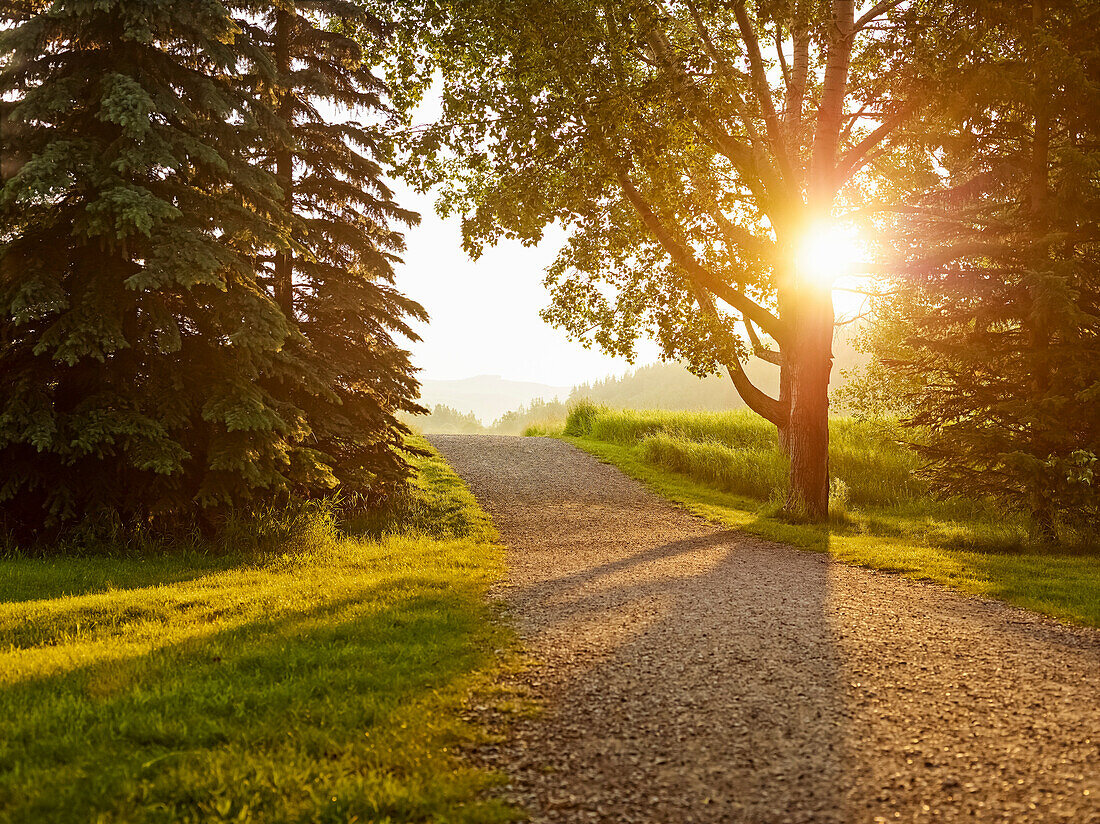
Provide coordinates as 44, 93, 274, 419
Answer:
430, 434, 1100, 824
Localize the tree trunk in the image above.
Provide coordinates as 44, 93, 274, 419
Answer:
273, 8, 295, 319
783, 287, 834, 519
784, 0, 852, 519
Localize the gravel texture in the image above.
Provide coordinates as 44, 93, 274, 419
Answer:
429, 434, 1100, 823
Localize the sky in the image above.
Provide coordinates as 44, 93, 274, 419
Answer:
391, 183, 658, 387
391, 182, 870, 388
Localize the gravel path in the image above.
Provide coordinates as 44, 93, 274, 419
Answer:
430, 434, 1100, 824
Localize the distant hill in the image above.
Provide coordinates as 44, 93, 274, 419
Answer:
413, 329, 866, 427
417, 375, 570, 422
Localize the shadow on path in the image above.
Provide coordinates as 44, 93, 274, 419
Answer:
431, 434, 1100, 824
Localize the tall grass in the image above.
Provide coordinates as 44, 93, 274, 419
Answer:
641, 434, 787, 501
564, 402, 926, 508
564, 400, 776, 449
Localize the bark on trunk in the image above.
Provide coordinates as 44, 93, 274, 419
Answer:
777, 354, 792, 455
784, 300, 833, 518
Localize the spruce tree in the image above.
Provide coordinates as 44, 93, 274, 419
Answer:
0, 0, 327, 532
243, 1, 427, 499
888, 0, 1100, 540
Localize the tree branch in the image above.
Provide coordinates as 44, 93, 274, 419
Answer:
614, 168, 787, 344
692, 284, 786, 425
774, 28, 790, 93
854, 0, 906, 32
643, 17, 780, 209
835, 103, 915, 181
743, 316, 782, 364
809, 0, 855, 201
732, 1, 794, 185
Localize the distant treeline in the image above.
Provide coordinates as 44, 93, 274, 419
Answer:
412, 344, 870, 434
408, 399, 569, 435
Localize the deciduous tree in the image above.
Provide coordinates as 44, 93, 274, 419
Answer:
389, 0, 961, 517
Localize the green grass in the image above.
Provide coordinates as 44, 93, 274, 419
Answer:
0, 440, 518, 824
553, 404, 1100, 627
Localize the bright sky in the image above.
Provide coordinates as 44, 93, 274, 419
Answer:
392, 183, 657, 386
392, 184, 869, 386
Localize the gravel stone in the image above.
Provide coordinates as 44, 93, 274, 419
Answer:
430, 434, 1100, 824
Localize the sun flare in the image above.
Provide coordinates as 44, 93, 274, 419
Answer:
795, 221, 863, 285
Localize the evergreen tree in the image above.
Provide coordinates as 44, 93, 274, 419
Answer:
0, 0, 331, 532
888, 0, 1100, 540
244, 1, 427, 500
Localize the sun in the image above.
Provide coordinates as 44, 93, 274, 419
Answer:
795, 221, 863, 285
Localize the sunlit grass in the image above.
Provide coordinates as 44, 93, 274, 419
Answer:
0, 440, 518, 824
550, 404, 1100, 627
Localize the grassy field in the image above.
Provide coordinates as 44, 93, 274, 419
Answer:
0, 441, 518, 824
543, 404, 1100, 628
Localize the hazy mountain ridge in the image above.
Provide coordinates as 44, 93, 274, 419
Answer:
417, 375, 570, 422
413, 329, 866, 432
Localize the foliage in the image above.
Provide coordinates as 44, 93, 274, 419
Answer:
380, 0, 971, 515
0, 442, 519, 823
0, 1, 425, 536
830, 302, 920, 419
1, 0, 287, 529
880, 0, 1100, 540
247, 1, 429, 497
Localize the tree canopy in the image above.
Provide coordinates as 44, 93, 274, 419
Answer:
385, 0, 969, 515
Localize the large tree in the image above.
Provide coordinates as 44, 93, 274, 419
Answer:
391, 0, 960, 517
883, 0, 1100, 540
0, 0, 424, 534
0, 0, 302, 530
246, 1, 428, 499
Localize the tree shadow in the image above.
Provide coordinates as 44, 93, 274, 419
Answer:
507, 530, 847, 822
0, 552, 256, 604
434, 436, 849, 821
0, 581, 509, 823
